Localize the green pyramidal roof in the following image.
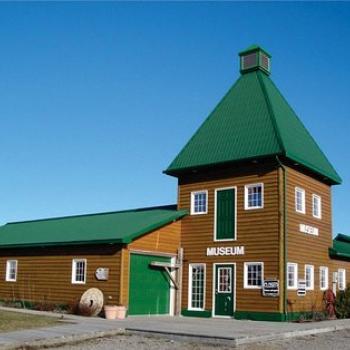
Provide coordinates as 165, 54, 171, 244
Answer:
165, 47, 341, 184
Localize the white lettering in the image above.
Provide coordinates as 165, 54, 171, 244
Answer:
206, 246, 245, 256
299, 224, 319, 236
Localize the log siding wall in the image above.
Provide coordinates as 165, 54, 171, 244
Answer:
178, 163, 281, 314
0, 221, 181, 309
0, 245, 122, 306
285, 166, 350, 313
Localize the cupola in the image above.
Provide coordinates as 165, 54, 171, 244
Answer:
239, 44, 271, 75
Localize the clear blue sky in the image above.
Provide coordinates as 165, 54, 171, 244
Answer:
0, 2, 349, 235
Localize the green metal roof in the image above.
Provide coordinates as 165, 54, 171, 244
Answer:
329, 234, 350, 260
0, 205, 187, 249
165, 48, 341, 185
239, 44, 271, 57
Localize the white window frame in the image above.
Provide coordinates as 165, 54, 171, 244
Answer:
338, 269, 346, 291
320, 266, 329, 291
304, 264, 314, 290
188, 263, 206, 311
312, 194, 322, 219
71, 259, 87, 284
244, 262, 264, 289
190, 190, 208, 215
295, 187, 306, 214
244, 183, 264, 210
287, 263, 298, 290
5, 260, 17, 282
214, 186, 237, 242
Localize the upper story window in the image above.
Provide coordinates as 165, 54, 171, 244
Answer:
244, 262, 263, 289
5, 260, 17, 282
244, 183, 264, 210
191, 190, 208, 215
287, 263, 298, 290
305, 265, 314, 290
338, 269, 346, 291
320, 266, 329, 290
312, 194, 322, 219
295, 187, 306, 214
72, 259, 87, 284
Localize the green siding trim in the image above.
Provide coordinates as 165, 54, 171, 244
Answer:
234, 311, 286, 322
181, 309, 309, 322
181, 309, 212, 318
0, 205, 187, 249
234, 311, 312, 322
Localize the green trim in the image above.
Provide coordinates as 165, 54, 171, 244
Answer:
239, 44, 271, 58
181, 309, 212, 318
234, 311, 310, 322
234, 311, 286, 322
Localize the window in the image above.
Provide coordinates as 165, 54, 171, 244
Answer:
72, 259, 87, 284
191, 191, 208, 215
320, 266, 329, 290
188, 264, 205, 310
305, 265, 314, 290
244, 183, 264, 210
244, 262, 263, 289
287, 263, 298, 289
312, 194, 322, 219
295, 187, 305, 214
5, 260, 17, 282
218, 267, 232, 292
215, 187, 236, 241
338, 269, 346, 291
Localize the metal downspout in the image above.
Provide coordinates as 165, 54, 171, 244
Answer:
276, 156, 288, 321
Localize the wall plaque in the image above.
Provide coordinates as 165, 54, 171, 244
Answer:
95, 267, 109, 281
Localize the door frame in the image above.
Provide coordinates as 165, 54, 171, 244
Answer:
128, 250, 177, 316
212, 262, 236, 318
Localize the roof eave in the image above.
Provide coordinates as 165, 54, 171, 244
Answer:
164, 153, 284, 177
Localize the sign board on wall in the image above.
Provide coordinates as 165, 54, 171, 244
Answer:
297, 279, 306, 296
262, 279, 279, 297
300, 224, 319, 236
95, 267, 109, 281
206, 246, 245, 256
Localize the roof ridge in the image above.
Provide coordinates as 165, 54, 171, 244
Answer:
164, 76, 244, 173
6, 204, 178, 225
256, 71, 286, 154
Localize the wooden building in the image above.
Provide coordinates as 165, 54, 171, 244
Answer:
0, 45, 349, 321
0, 205, 186, 316
164, 45, 350, 321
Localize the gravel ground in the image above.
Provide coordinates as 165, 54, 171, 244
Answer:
48, 329, 350, 350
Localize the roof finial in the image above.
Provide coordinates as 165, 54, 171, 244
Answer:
239, 45, 271, 75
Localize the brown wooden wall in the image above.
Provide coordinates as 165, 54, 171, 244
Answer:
178, 162, 281, 314
285, 166, 333, 312
0, 221, 182, 309
119, 220, 181, 306
0, 245, 122, 306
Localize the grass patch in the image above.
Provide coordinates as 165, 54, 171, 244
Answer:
0, 310, 60, 333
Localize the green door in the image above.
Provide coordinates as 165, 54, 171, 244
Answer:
216, 189, 236, 240
214, 264, 234, 316
129, 253, 171, 315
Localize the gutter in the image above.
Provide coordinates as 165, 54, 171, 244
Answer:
276, 156, 288, 321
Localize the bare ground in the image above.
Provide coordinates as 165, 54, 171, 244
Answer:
47, 328, 350, 350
